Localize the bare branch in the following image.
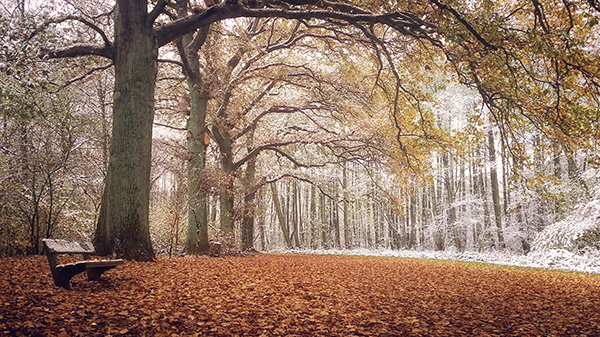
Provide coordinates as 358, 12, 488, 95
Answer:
148, 0, 168, 25
30, 15, 112, 50
429, 0, 498, 50
236, 81, 278, 138
265, 174, 336, 200
51, 63, 113, 91
42, 44, 115, 60
158, 58, 184, 68
154, 122, 187, 131
154, 2, 441, 48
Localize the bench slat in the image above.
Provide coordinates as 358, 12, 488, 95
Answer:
43, 239, 95, 254
56, 261, 88, 270
55, 260, 124, 270
85, 260, 125, 268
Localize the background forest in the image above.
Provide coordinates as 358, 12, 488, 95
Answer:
1, 0, 599, 259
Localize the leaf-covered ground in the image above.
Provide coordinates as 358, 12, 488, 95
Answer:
2, 254, 600, 336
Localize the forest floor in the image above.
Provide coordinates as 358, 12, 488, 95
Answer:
2, 254, 600, 336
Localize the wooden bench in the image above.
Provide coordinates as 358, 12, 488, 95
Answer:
42, 239, 124, 289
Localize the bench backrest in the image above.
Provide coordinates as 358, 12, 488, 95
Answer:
42, 239, 96, 255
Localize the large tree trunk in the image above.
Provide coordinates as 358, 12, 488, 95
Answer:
175, 0, 211, 255
213, 127, 235, 240
185, 83, 209, 254
94, 0, 156, 261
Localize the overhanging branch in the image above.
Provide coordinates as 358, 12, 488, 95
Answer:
154, 2, 441, 48
33, 15, 114, 60
43, 44, 115, 60
429, 0, 498, 50
51, 63, 113, 91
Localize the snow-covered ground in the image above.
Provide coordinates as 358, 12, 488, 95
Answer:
270, 247, 600, 274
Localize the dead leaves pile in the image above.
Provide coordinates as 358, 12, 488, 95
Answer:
2, 254, 600, 336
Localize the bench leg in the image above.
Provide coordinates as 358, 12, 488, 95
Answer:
53, 264, 87, 289
87, 266, 117, 281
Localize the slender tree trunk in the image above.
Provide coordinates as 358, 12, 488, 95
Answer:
470, 157, 480, 250
258, 189, 266, 251
443, 152, 460, 251
292, 182, 300, 247
298, 183, 305, 246
501, 138, 510, 216
409, 187, 417, 249
320, 191, 327, 247
94, 0, 156, 261
391, 209, 401, 249
271, 183, 292, 248
285, 183, 291, 241
480, 158, 491, 251
431, 180, 443, 251
488, 129, 504, 249
369, 181, 377, 248
310, 184, 317, 249
563, 144, 591, 198
343, 164, 351, 249
421, 187, 428, 249
333, 185, 340, 248
240, 155, 257, 251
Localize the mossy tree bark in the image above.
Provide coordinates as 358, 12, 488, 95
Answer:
94, 0, 156, 261
174, 0, 211, 255
184, 76, 209, 254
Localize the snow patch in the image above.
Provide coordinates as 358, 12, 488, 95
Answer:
268, 247, 600, 274
531, 186, 600, 252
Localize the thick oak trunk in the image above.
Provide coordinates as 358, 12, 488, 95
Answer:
94, 0, 156, 261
